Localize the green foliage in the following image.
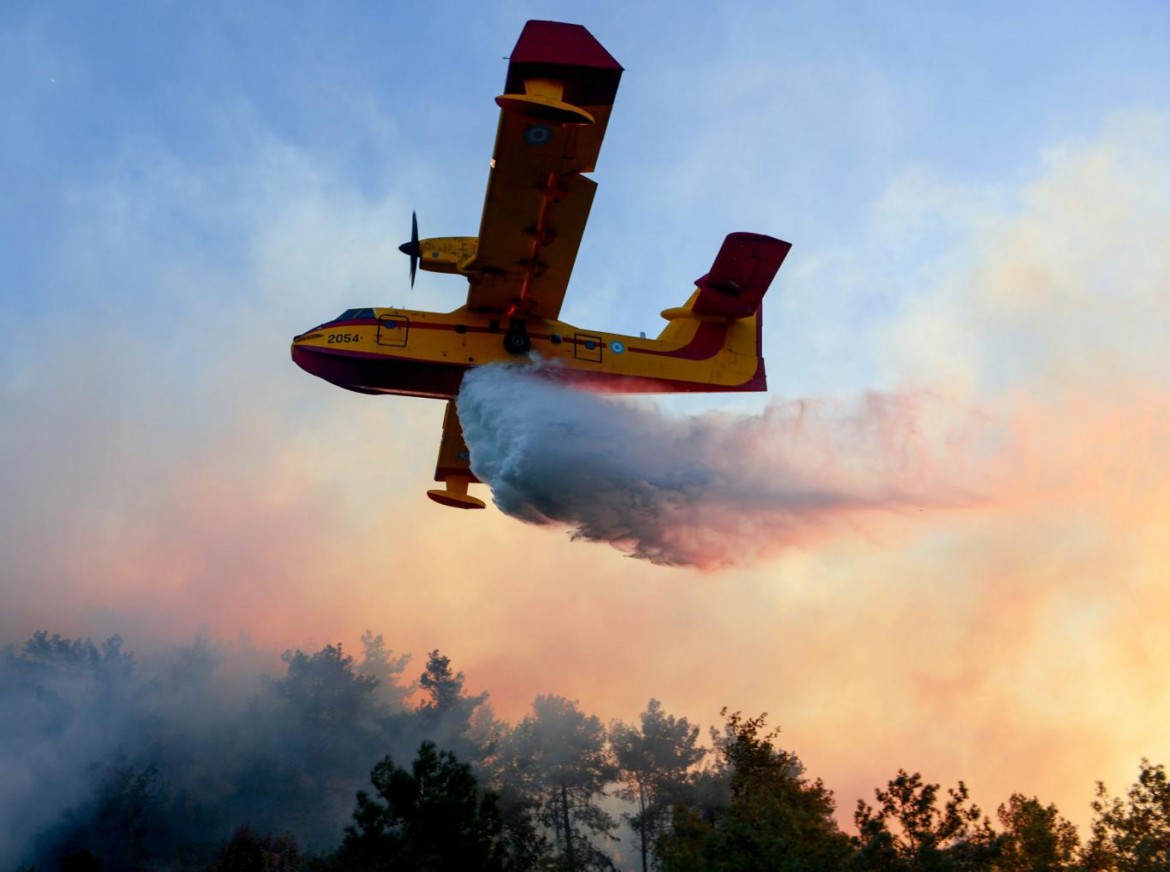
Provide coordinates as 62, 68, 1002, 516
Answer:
11, 630, 135, 677
335, 740, 508, 872
502, 694, 619, 870
852, 770, 1001, 870
995, 794, 1080, 871
210, 826, 301, 871
658, 709, 852, 872
655, 802, 716, 872
419, 649, 471, 713
15, 627, 1170, 872
269, 640, 390, 803
1087, 759, 1170, 870
3, 631, 136, 739
275, 643, 379, 728
358, 630, 414, 712
416, 649, 491, 763
611, 699, 707, 872
47, 759, 170, 872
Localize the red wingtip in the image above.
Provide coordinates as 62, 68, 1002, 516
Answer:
505, 21, 623, 108
511, 21, 622, 70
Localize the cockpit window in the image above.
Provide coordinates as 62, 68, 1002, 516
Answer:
335, 308, 375, 321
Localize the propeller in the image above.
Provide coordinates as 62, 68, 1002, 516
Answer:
398, 211, 420, 288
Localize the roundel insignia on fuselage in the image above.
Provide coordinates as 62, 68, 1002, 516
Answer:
610, 341, 625, 354
524, 125, 552, 146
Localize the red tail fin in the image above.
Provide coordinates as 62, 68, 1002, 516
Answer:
692, 232, 791, 319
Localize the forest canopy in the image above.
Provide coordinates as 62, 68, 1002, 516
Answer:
2, 630, 1164, 871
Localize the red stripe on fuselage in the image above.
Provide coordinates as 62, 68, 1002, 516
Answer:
292, 341, 765, 398
625, 320, 728, 361
291, 344, 466, 398
308, 315, 730, 362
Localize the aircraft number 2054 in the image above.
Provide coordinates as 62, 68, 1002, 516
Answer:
327, 333, 361, 344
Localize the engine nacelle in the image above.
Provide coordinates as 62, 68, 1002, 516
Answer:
418, 236, 479, 275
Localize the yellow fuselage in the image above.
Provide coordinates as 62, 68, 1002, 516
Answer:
291, 301, 765, 398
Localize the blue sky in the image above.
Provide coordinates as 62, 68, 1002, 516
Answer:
4, 0, 1170, 836
5, 1, 1168, 385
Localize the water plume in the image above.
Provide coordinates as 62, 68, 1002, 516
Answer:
457, 364, 988, 569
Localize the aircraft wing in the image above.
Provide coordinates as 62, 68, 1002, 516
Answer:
464, 21, 623, 321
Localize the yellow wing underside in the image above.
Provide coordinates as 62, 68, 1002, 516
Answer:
462, 22, 622, 321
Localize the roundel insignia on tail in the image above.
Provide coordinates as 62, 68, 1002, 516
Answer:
524, 124, 552, 145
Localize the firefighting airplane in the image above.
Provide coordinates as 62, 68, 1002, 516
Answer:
291, 20, 791, 510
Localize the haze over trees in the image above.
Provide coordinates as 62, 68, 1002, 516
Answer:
2, 629, 1166, 871
611, 698, 705, 872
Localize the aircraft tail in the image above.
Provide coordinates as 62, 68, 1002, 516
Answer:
657, 233, 791, 376
692, 232, 791, 319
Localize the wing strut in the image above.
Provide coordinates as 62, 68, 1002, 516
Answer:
427, 401, 486, 509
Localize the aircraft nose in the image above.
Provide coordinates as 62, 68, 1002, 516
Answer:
291, 341, 328, 380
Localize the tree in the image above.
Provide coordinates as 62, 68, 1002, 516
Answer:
416, 649, 490, 762
9, 630, 135, 681
264, 641, 394, 845
502, 694, 618, 870
358, 630, 413, 712
995, 794, 1079, 871
611, 699, 706, 872
210, 826, 300, 872
3, 631, 137, 738
853, 770, 1000, 870
658, 709, 852, 872
270, 643, 385, 780
336, 741, 507, 871
44, 760, 170, 872
1086, 759, 1170, 870
275, 643, 379, 728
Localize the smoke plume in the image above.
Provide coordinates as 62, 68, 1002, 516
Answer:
457, 364, 990, 568
0, 630, 489, 869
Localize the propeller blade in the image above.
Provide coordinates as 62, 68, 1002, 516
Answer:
397, 211, 420, 288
